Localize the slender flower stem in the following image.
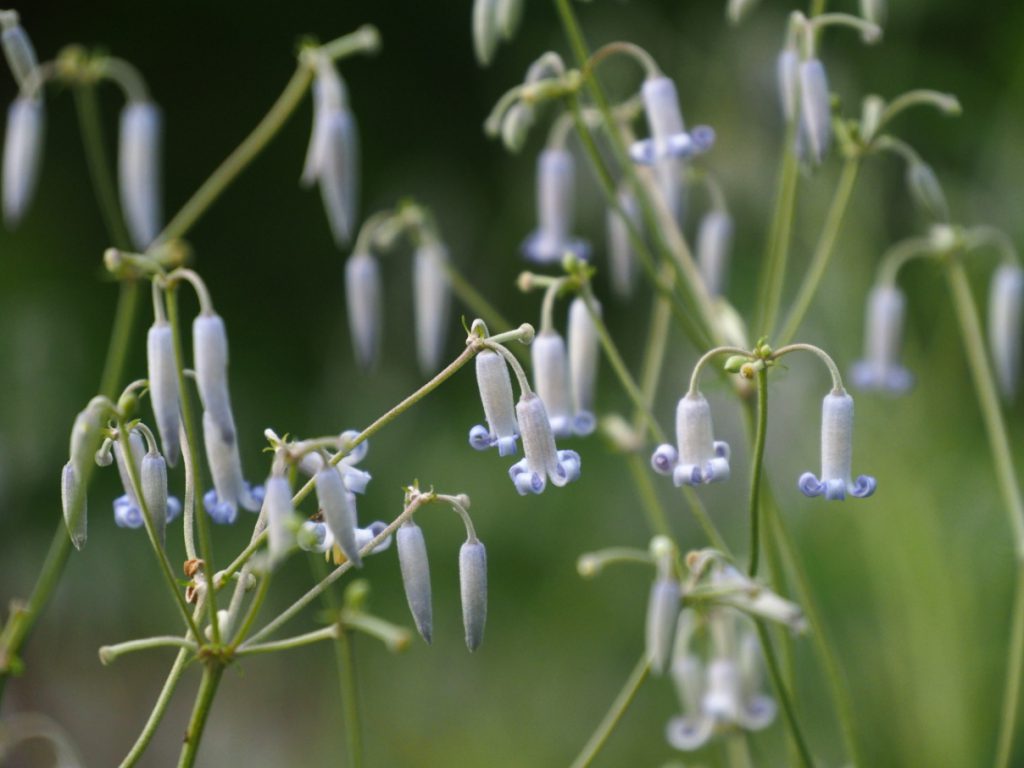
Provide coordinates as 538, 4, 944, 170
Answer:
755, 621, 816, 767
772, 343, 845, 392
235, 626, 340, 656
569, 654, 650, 768
945, 261, 1024, 768
228, 574, 270, 649
99, 636, 197, 663
747, 369, 769, 577
176, 663, 224, 768
756, 126, 800, 337
778, 158, 861, 345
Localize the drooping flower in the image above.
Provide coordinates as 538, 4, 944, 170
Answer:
0, 14, 38, 91
850, 283, 913, 395
521, 147, 589, 264
531, 330, 574, 437
798, 58, 831, 164
651, 392, 730, 487
397, 520, 433, 644
468, 349, 519, 456
508, 392, 581, 495
345, 251, 382, 371
459, 537, 488, 652
118, 100, 163, 250
989, 264, 1024, 400
568, 297, 600, 436
3, 95, 44, 227
147, 319, 181, 466
697, 210, 733, 298
606, 185, 641, 299
315, 463, 362, 568
264, 474, 297, 567
412, 241, 451, 375
798, 390, 876, 500
140, 449, 169, 546
775, 48, 799, 123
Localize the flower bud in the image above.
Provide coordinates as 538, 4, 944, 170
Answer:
202, 410, 250, 522
606, 186, 640, 299
413, 242, 451, 375
509, 392, 581, 495
1, 21, 37, 91
501, 101, 532, 153
345, 252, 382, 371
192, 313, 234, 441
141, 451, 169, 546
850, 283, 913, 394
61, 461, 87, 550
906, 162, 948, 223
496, 0, 523, 39
459, 538, 488, 652
798, 391, 876, 500
645, 576, 681, 674
798, 58, 831, 164
316, 464, 361, 568
697, 210, 733, 298
113, 431, 146, 512
397, 520, 432, 643
568, 297, 599, 435
776, 49, 799, 123
118, 101, 163, 250
532, 330, 573, 437
264, 474, 296, 566
472, 0, 499, 66
3, 96, 44, 227
522, 147, 589, 264
469, 349, 519, 456
147, 321, 181, 466
989, 264, 1024, 400
318, 105, 359, 247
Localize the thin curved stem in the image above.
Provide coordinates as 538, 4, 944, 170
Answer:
772, 343, 844, 393
755, 621, 816, 767
689, 345, 751, 395
569, 654, 650, 768
747, 369, 769, 577
778, 158, 861, 345
756, 124, 800, 338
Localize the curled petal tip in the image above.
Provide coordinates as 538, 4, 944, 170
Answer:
798, 472, 824, 497
673, 463, 702, 488
851, 475, 877, 498
651, 444, 677, 475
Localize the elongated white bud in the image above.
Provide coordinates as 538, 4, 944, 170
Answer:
568, 298, 599, 435
113, 431, 146, 507
459, 538, 488, 652
345, 252, 382, 371
522, 148, 588, 263
645, 576, 680, 674
141, 452, 169, 546
318, 107, 359, 247
509, 392, 581, 495
3, 96, 44, 227
472, 0, 499, 66
651, 392, 730, 486
860, 0, 887, 30
147, 321, 181, 466
264, 475, 296, 566
607, 187, 640, 299
851, 283, 912, 394
192, 313, 234, 441
316, 465, 361, 568
643, 77, 685, 152
727, 0, 761, 24
202, 410, 247, 521
397, 520, 432, 643
906, 162, 948, 222
798, 391, 876, 500
776, 49, 799, 123
798, 59, 831, 164
118, 101, 163, 250
469, 349, 519, 456
989, 264, 1024, 400
1, 22, 37, 91
697, 211, 733, 298
61, 461, 87, 550
496, 0, 523, 39
413, 242, 451, 375
532, 330, 573, 437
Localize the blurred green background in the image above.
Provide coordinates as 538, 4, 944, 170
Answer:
1, 1, 1024, 766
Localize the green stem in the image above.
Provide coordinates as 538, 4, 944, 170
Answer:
747, 369, 769, 577
756, 128, 800, 337
441, 260, 511, 334
156, 66, 313, 245
778, 159, 861, 345
755, 621, 815, 768
946, 261, 1024, 768
99, 635, 197, 663
235, 626, 340, 656
569, 654, 650, 768
176, 663, 224, 768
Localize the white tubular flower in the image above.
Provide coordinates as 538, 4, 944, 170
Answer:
697, 210, 733, 298
645, 575, 681, 675
651, 392, 730, 487
736, 631, 777, 730
141, 450, 169, 546
315, 464, 361, 568
850, 283, 913, 395
459, 538, 488, 652
303, 61, 360, 246
192, 312, 234, 440
606, 186, 640, 299
567, 297, 599, 436
264, 474, 296, 567
118, 101, 163, 250
397, 520, 433, 644
508, 392, 581, 495
702, 658, 742, 723
798, 58, 831, 164
989, 264, 1024, 400
202, 410, 246, 523
3, 95, 44, 227
776, 48, 799, 123
521, 147, 589, 264
531, 330, 574, 437
0, 18, 38, 91
61, 461, 87, 550
468, 349, 519, 456
799, 391, 876, 500
345, 251, 382, 371
413, 242, 451, 375
147, 320, 181, 466
112, 431, 146, 529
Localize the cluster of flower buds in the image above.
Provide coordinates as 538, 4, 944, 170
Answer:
472, 0, 523, 67
532, 299, 600, 437
106, 428, 181, 541
522, 147, 590, 264
302, 54, 360, 247
630, 75, 715, 220
396, 493, 488, 652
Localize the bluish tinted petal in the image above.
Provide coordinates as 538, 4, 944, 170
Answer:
651, 444, 678, 475
469, 424, 494, 451
798, 472, 824, 497
850, 474, 877, 498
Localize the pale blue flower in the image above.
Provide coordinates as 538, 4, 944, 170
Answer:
798, 391, 876, 500
651, 392, 730, 486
